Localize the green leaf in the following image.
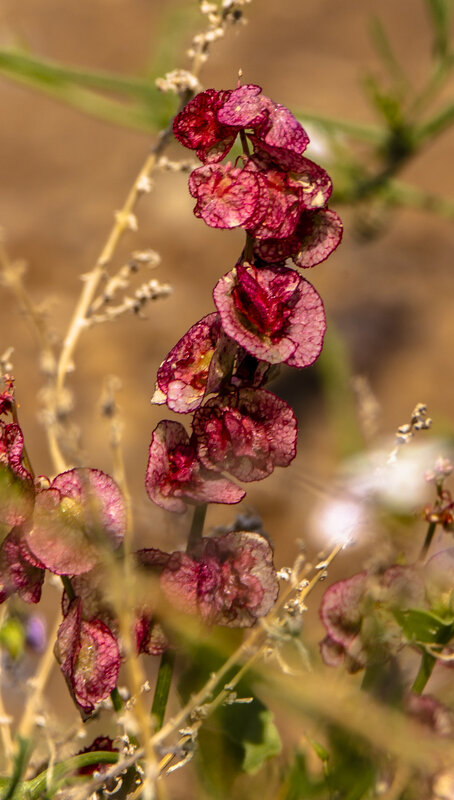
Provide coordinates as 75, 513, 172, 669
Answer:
426, 0, 453, 60
0, 49, 177, 133
283, 750, 327, 799
240, 707, 282, 774
178, 642, 281, 797
369, 16, 410, 89
393, 607, 454, 644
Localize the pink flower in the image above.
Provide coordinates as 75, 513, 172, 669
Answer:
189, 162, 261, 229
193, 389, 297, 482
140, 532, 278, 627
26, 468, 126, 576
56, 598, 120, 716
217, 84, 310, 169
146, 420, 245, 513
213, 263, 326, 367
254, 208, 343, 268
152, 313, 223, 413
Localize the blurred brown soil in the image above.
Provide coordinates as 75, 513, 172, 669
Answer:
1, 0, 454, 764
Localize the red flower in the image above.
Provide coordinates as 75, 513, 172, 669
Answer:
193, 389, 297, 482
213, 263, 326, 367
146, 420, 245, 514
172, 88, 238, 163
217, 84, 310, 170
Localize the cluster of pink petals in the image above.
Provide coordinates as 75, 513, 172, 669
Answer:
25, 468, 126, 576
174, 83, 342, 268
193, 389, 297, 482
146, 420, 245, 514
139, 531, 278, 627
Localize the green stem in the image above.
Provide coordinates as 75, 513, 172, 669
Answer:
411, 624, 454, 694
60, 575, 76, 602
0, 750, 120, 799
411, 650, 436, 694
151, 649, 176, 731
418, 521, 437, 562
110, 687, 124, 712
1, 738, 30, 800
294, 109, 385, 143
186, 503, 207, 554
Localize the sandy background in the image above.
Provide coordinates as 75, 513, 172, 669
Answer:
1, 0, 454, 781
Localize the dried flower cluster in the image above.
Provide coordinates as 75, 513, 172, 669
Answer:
149, 83, 342, 511
0, 85, 341, 718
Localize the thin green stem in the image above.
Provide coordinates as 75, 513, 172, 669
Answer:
0, 750, 120, 799
60, 575, 76, 602
411, 650, 436, 694
186, 503, 207, 554
412, 624, 454, 694
1, 738, 31, 800
418, 521, 437, 562
151, 649, 176, 731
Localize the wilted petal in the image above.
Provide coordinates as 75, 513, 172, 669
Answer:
217, 84, 269, 128
0, 528, 44, 604
161, 532, 278, 627
0, 423, 35, 530
56, 599, 120, 715
320, 572, 367, 649
254, 208, 343, 268
193, 389, 297, 482
249, 103, 310, 170
245, 161, 301, 240
135, 613, 168, 656
26, 469, 126, 575
173, 88, 238, 163
214, 263, 326, 368
146, 420, 245, 514
153, 313, 223, 413
189, 163, 261, 229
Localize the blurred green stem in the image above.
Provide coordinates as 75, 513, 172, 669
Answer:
186, 503, 207, 554
151, 649, 176, 730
